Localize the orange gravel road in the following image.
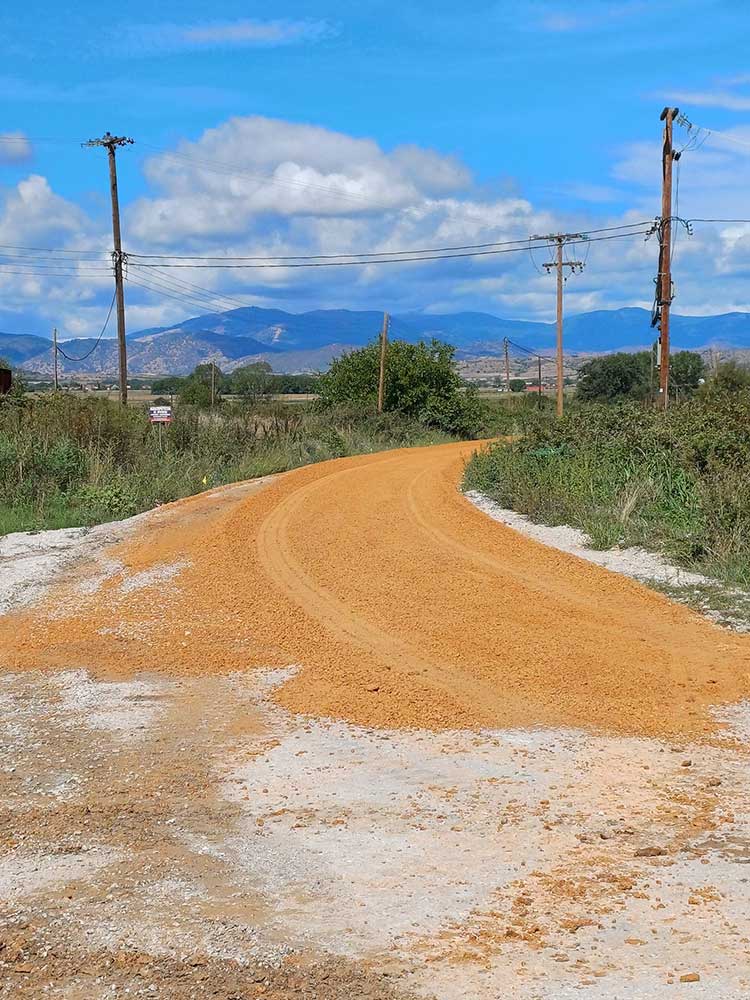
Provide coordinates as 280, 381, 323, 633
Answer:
2, 440, 750, 738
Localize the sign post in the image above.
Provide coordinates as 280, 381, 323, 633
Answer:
149, 405, 172, 453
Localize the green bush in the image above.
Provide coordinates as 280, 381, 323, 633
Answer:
317, 338, 484, 437
464, 391, 750, 587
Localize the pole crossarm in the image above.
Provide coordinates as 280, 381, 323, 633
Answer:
82, 133, 135, 150
529, 233, 586, 417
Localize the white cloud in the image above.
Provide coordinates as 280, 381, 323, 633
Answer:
664, 89, 750, 112
126, 18, 333, 54
6, 111, 750, 343
0, 131, 33, 165
182, 19, 331, 46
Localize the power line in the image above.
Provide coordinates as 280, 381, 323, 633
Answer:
127, 229, 653, 270
55, 290, 117, 362
125, 221, 654, 263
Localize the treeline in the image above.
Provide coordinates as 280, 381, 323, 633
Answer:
574, 349, 750, 402
152, 363, 319, 404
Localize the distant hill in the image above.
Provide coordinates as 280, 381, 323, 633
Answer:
9, 305, 750, 375
0, 332, 52, 366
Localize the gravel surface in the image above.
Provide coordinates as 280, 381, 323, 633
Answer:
2, 455, 750, 998
3, 442, 749, 741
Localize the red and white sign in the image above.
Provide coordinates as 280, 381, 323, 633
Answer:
149, 406, 173, 424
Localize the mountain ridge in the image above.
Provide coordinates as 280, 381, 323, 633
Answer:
7, 306, 750, 375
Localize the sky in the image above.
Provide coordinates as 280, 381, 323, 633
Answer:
2, 0, 750, 341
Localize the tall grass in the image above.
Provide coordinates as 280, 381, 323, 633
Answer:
464, 392, 750, 587
0, 394, 452, 534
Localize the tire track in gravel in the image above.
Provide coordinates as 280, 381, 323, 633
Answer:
2, 440, 750, 738
256, 456, 505, 725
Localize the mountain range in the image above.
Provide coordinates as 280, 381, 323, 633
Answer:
3, 306, 750, 376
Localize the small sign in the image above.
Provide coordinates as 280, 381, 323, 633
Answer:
149, 405, 173, 424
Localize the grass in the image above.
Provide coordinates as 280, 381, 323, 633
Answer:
0, 394, 453, 534
463, 390, 750, 590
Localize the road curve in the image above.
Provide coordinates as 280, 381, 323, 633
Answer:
2, 441, 749, 738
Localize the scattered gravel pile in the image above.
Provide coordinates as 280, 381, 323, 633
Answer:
1, 443, 749, 740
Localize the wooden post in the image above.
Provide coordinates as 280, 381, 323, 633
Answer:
532, 232, 583, 418
52, 327, 59, 392
84, 133, 133, 405
211, 362, 216, 408
555, 238, 564, 418
503, 337, 511, 392
658, 107, 679, 409
538, 356, 542, 409
377, 312, 389, 413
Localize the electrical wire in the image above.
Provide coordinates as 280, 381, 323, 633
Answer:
126, 221, 654, 263
132, 266, 255, 312
55, 289, 117, 362
128, 229, 653, 270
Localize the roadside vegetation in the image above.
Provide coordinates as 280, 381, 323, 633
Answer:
465, 359, 750, 589
0, 338, 492, 534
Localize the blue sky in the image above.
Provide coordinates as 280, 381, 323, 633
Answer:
2, 0, 750, 339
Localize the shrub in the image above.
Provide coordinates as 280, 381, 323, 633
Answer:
464, 390, 750, 587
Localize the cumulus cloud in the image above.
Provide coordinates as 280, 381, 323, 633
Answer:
0, 131, 33, 165
5, 111, 750, 341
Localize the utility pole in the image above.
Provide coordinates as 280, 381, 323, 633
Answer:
655, 107, 680, 410
537, 356, 543, 410
211, 362, 216, 408
531, 232, 585, 417
503, 337, 511, 392
377, 312, 389, 413
84, 132, 134, 406
52, 327, 59, 392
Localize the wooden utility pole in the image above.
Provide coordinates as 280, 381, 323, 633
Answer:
657, 107, 680, 410
531, 233, 584, 417
211, 362, 216, 408
377, 312, 389, 413
52, 327, 59, 392
84, 133, 134, 405
503, 337, 511, 392
537, 356, 543, 409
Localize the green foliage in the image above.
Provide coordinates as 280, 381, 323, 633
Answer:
177, 364, 226, 407
464, 391, 750, 588
0, 393, 453, 535
230, 362, 273, 398
670, 351, 705, 392
151, 376, 183, 395
703, 359, 750, 394
576, 350, 704, 402
509, 379, 526, 393
318, 338, 483, 436
577, 352, 650, 401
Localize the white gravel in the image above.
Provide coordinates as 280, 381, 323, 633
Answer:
465, 489, 711, 587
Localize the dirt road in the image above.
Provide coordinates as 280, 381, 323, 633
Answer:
2, 441, 750, 999
2, 440, 749, 738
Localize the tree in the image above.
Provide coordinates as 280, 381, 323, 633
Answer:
704, 359, 750, 394
230, 361, 273, 399
576, 352, 650, 402
151, 376, 184, 395
318, 338, 482, 436
670, 351, 705, 395
509, 378, 526, 393
178, 363, 225, 407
